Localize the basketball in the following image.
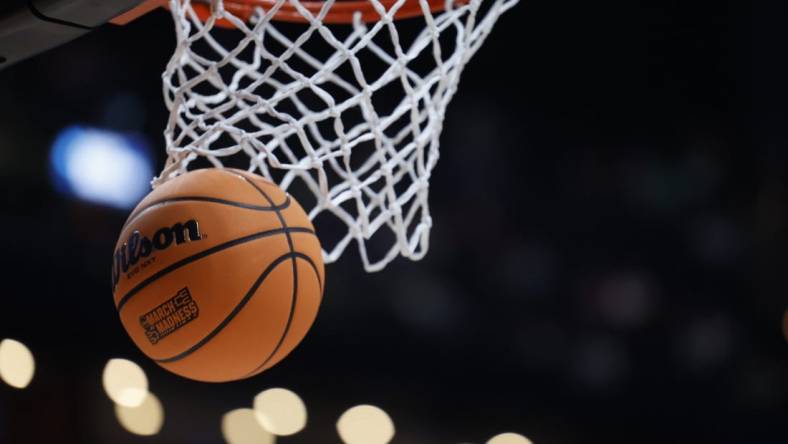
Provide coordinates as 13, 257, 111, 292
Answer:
111, 168, 324, 382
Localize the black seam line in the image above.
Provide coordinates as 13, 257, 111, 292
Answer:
122, 195, 291, 233
27, 0, 94, 30
154, 252, 319, 365
241, 253, 323, 377
234, 172, 300, 376
233, 174, 295, 250
115, 226, 314, 312
291, 251, 323, 294
154, 253, 294, 364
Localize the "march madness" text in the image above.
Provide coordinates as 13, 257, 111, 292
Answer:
139, 287, 200, 344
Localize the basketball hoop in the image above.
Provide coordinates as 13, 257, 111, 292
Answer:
158, 0, 519, 271
191, 0, 469, 24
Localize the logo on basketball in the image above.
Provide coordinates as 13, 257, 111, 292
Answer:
111, 219, 202, 289
140, 287, 200, 345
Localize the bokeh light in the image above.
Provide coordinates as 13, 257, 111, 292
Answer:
336, 404, 395, 444
487, 432, 534, 444
595, 273, 655, 328
49, 125, 153, 209
114, 391, 164, 436
253, 387, 307, 436
102, 358, 149, 407
222, 408, 276, 444
571, 335, 629, 390
0, 339, 35, 389
678, 314, 733, 371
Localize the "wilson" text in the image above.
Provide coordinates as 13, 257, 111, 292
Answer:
112, 219, 202, 289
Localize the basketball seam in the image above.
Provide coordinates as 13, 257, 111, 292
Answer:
232, 172, 302, 376
154, 252, 291, 364
122, 195, 291, 233
152, 251, 322, 364
241, 254, 323, 377
114, 226, 314, 312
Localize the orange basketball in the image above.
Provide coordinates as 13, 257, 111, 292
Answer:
111, 168, 324, 382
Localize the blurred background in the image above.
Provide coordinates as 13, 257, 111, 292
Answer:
0, 0, 786, 443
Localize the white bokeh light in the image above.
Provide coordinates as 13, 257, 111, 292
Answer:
114, 391, 164, 436
50, 126, 153, 209
222, 408, 276, 444
0, 339, 35, 389
336, 405, 395, 444
102, 358, 149, 407
253, 388, 307, 436
487, 432, 534, 444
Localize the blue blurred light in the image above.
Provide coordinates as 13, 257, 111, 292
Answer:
49, 126, 154, 209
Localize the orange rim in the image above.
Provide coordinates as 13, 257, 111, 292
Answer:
192, 0, 462, 26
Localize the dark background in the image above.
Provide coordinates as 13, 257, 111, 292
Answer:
0, 0, 786, 443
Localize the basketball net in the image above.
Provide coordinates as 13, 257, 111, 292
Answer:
158, 0, 519, 271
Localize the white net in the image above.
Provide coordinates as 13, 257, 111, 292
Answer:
158, 0, 518, 271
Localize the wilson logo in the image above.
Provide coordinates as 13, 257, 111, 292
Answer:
112, 219, 202, 289
140, 287, 200, 344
